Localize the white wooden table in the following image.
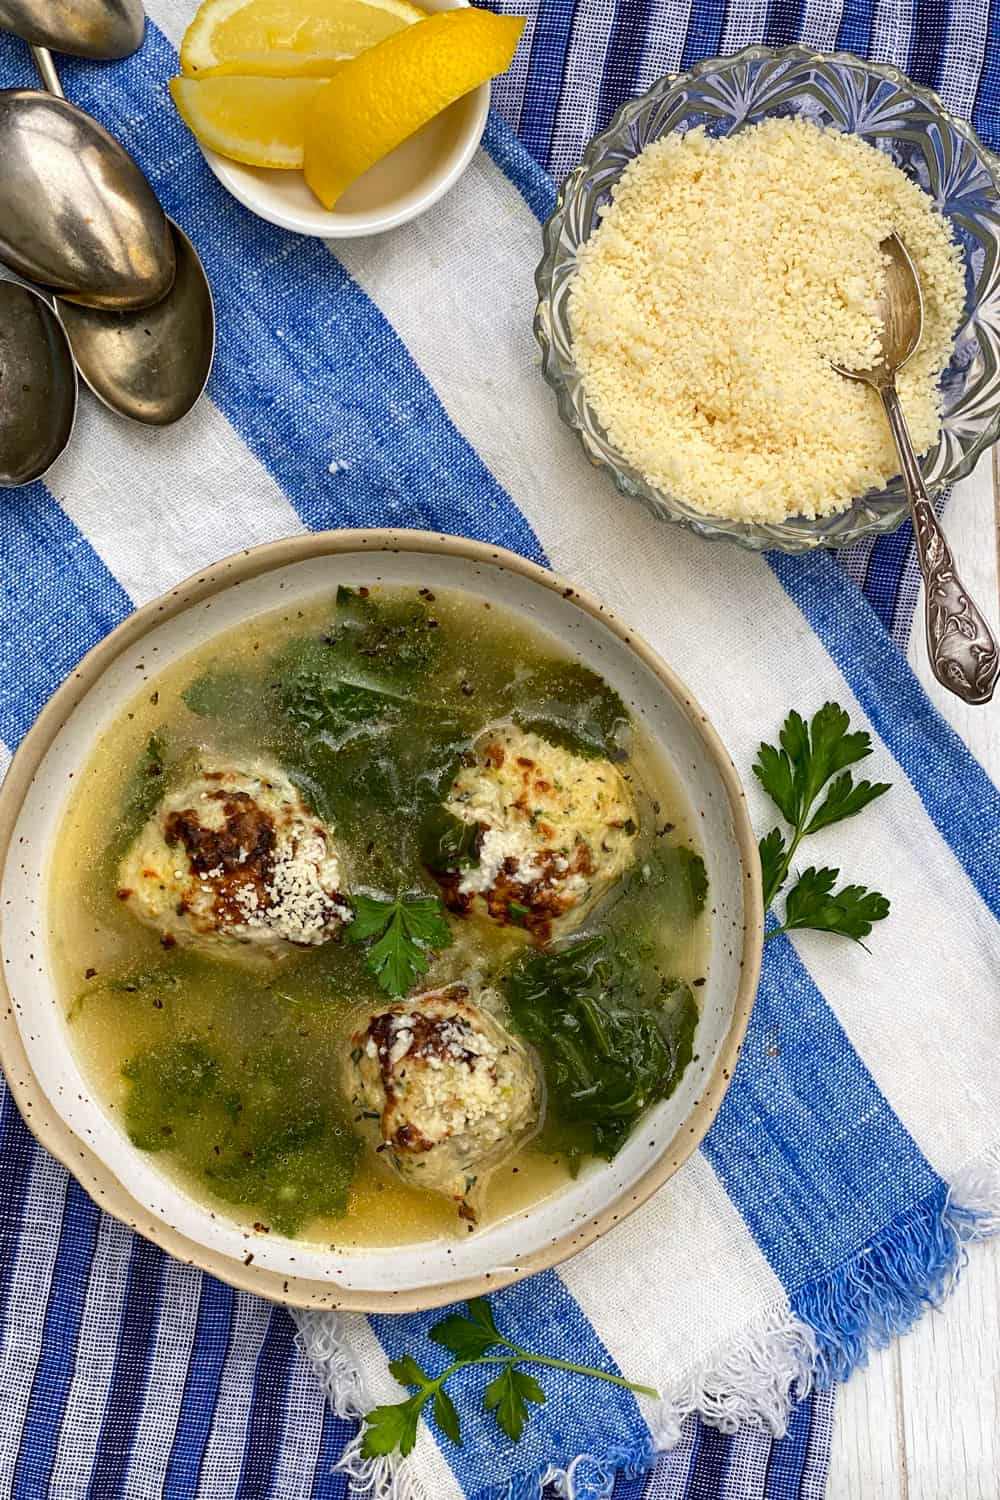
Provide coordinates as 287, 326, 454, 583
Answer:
827, 447, 1000, 1500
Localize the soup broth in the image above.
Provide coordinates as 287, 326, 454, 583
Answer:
50, 585, 710, 1247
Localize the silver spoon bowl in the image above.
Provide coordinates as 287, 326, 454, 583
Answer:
0, 83, 174, 309
31, 45, 215, 426
0, 279, 77, 486
58, 219, 215, 425
833, 233, 1000, 706
0, 0, 144, 59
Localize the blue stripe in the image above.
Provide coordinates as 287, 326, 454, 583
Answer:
0, 483, 132, 749
11, 1181, 101, 1500
763, 1395, 811, 1498
856, 520, 914, 636
684, 1424, 733, 1498
516, 0, 578, 167
611, 1464, 649, 1499
370, 1274, 650, 1494
0, 1095, 38, 1339
972, 0, 1000, 150
483, 113, 558, 222
310, 1407, 353, 1500
161, 1278, 235, 1500
770, 550, 1000, 924
596, 0, 654, 134
680, 0, 729, 68
765, 0, 808, 48
86, 1237, 166, 1500
835, 0, 875, 56
907, 0, 947, 87
234, 1309, 297, 1500
703, 933, 940, 1286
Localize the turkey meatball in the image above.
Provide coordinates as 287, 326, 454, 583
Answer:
346, 984, 540, 1220
116, 760, 350, 956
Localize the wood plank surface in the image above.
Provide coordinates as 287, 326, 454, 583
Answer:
827, 448, 1000, 1499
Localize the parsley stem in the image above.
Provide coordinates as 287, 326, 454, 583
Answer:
510, 1351, 659, 1398
431, 1351, 659, 1401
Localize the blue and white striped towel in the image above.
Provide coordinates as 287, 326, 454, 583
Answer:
0, 4, 998, 1499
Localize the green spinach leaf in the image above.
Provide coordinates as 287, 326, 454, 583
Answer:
507, 662, 629, 761
505, 936, 697, 1163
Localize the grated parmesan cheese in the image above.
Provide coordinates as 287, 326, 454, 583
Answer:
567, 116, 967, 524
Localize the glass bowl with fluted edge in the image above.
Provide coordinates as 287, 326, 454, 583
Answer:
533, 45, 1000, 553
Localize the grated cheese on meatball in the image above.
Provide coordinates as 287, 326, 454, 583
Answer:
433, 724, 638, 941
117, 760, 351, 957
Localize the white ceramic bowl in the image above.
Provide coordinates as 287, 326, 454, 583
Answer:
0, 532, 762, 1311
199, 0, 489, 238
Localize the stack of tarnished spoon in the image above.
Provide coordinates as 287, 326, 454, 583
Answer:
0, 0, 215, 487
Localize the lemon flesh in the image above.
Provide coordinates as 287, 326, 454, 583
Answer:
181, 0, 424, 77
304, 10, 525, 209
169, 75, 333, 168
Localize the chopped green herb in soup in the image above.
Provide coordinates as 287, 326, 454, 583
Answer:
50, 586, 710, 1245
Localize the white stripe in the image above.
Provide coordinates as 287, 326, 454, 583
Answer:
344, 1314, 464, 1500
120, 1260, 203, 1497
268, 1342, 328, 1500
194, 1292, 272, 1500
799, 0, 846, 51
639, 0, 694, 81
0, 1151, 68, 1495
719, 0, 768, 56
0, 742, 10, 785
547, 2, 618, 183
721, 1421, 772, 1499
333, 150, 1000, 1192
637, 0, 695, 89
869, 0, 912, 66
936, 0, 989, 118
559, 1151, 793, 1402
45, 395, 305, 608
47, 1213, 135, 1492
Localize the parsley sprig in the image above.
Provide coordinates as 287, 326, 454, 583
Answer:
754, 703, 891, 944
361, 1298, 656, 1457
347, 891, 453, 997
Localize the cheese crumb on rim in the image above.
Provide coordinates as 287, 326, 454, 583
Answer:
567, 116, 966, 524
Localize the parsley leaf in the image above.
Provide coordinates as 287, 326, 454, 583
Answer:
484, 1366, 546, 1442
754, 704, 891, 948
433, 1389, 462, 1446
804, 771, 892, 835
758, 827, 788, 910
430, 1300, 503, 1360
388, 1355, 432, 1389
782, 868, 891, 943
361, 1398, 425, 1458
346, 892, 453, 997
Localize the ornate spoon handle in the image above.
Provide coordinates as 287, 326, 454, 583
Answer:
880, 385, 999, 705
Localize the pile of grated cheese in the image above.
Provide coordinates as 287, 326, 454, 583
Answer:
567, 116, 966, 523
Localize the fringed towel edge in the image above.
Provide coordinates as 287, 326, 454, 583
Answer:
293, 1145, 1000, 1500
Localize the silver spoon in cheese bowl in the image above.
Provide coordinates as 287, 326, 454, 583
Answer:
832, 233, 999, 705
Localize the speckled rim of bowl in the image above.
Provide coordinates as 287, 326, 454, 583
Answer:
0, 530, 763, 1312
533, 43, 1000, 554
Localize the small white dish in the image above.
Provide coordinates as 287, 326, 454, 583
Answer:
197, 0, 489, 238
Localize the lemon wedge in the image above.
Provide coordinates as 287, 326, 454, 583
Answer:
169, 75, 333, 168
304, 10, 524, 209
180, 0, 424, 77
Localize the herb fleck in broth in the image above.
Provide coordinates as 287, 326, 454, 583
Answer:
50, 585, 710, 1247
